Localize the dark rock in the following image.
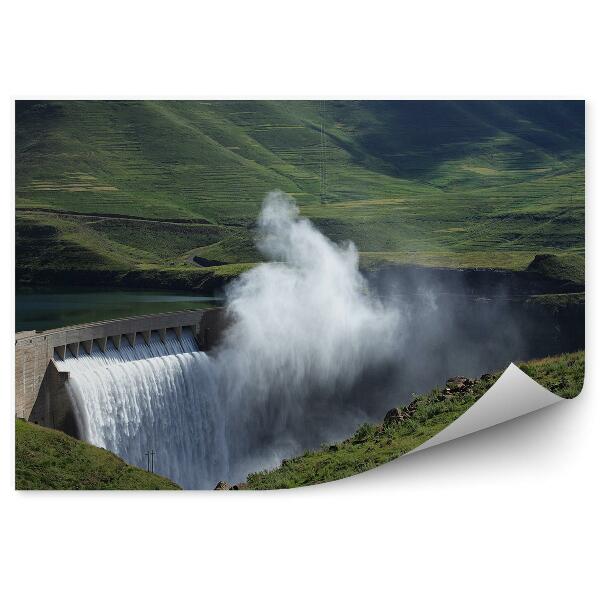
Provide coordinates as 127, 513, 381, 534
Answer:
446, 376, 473, 391
231, 483, 248, 490
384, 407, 404, 424
214, 481, 231, 490
192, 256, 228, 267
405, 400, 419, 413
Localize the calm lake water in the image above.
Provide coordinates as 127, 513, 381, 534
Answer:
15, 289, 224, 332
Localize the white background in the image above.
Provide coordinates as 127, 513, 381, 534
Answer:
0, 1, 597, 598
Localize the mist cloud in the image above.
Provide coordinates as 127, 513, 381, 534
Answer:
214, 191, 401, 480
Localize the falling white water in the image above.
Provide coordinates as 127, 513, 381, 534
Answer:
57, 330, 227, 489
59, 191, 401, 489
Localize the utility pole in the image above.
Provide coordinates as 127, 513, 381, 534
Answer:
145, 450, 156, 473
320, 100, 327, 204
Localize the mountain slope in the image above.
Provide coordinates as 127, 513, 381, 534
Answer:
16, 100, 585, 282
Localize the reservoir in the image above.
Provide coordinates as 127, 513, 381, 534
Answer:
15, 288, 223, 332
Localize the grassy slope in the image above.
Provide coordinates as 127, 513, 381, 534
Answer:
245, 351, 584, 489
15, 419, 180, 490
526, 253, 585, 285
16, 101, 584, 286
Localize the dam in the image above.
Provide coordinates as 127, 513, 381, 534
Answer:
15, 308, 226, 438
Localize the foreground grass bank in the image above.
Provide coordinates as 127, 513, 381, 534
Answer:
15, 419, 180, 490
245, 351, 584, 489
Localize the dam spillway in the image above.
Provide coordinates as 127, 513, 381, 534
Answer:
15, 309, 225, 426
15, 308, 227, 488
55, 328, 227, 488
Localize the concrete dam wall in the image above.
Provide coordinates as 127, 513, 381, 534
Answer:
15, 308, 226, 437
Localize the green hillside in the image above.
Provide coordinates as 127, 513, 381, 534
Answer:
15, 419, 180, 490
245, 351, 584, 489
16, 101, 584, 288
526, 252, 585, 285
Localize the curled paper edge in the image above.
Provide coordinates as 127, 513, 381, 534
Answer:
407, 363, 566, 455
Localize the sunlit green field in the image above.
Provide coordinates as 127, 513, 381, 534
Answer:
16, 100, 584, 286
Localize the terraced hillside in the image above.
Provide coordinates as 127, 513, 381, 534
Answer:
16, 101, 585, 288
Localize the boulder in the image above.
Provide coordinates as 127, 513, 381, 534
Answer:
446, 376, 474, 391
214, 481, 231, 490
405, 400, 419, 414
384, 407, 404, 424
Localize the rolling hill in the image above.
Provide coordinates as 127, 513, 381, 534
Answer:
15, 100, 585, 289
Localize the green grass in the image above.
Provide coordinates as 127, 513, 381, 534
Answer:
16, 101, 584, 286
15, 419, 181, 490
519, 352, 585, 398
526, 292, 585, 307
526, 253, 585, 285
245, 351, 584, 489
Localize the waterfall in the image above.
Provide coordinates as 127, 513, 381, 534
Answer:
55, 329, 227, 489
55, 192, 402, 490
